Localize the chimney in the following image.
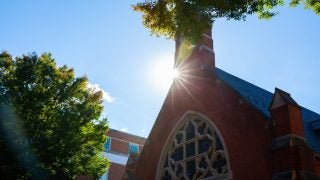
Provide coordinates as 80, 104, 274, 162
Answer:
174, 27, 215, 72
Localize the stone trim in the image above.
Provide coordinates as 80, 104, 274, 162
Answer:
202, 33, 212, 39
199, 45, 214, 53
272, 134, 308, 150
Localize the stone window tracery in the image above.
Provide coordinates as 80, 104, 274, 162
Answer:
159, 118, 229, 180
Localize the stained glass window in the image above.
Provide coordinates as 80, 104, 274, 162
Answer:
159, 117, 229, 179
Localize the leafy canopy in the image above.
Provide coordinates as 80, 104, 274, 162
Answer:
133, 0, 320, 43
0, 52, 109, 179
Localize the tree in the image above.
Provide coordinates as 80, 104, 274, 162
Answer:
133, 0, 320, 43
0, 52, 109, 179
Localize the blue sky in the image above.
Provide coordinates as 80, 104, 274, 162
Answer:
1, 0, 319, 138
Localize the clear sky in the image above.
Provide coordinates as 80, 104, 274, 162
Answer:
1, 0, 319, 138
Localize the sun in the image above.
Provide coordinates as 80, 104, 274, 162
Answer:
172, 68, 180, 79
150, 56, 179, 91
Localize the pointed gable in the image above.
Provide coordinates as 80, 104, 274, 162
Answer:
269, 88, 299, 110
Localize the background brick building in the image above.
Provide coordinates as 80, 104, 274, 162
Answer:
100, 129, 146, 180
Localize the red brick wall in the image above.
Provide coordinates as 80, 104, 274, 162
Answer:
135, 71, 273, 179
139, 145, 143, 152
271, 106, 291, 137
110, 138, 129, 155
105, 129, 146, 180
108, 163, 126, 180
107, 129, 146, 145
298, 146, 315, 173
106, 129, 145, 155
109, 137, 144, 155
272, 146, 315, 174
288, 105, 305, 137
271, 104, 304, 138
315, 154, 320, 176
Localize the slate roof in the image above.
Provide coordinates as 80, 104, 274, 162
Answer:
215, 67, 320, 153
311, 120, 320, 132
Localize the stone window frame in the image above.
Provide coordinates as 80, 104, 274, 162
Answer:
156, 111, 232, 180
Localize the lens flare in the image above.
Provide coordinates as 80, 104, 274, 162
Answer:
149, 56, 178, 92
172, 68, 179, 79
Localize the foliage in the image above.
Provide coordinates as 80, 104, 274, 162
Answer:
0, 51, 109, 179
133, 0, 320, 43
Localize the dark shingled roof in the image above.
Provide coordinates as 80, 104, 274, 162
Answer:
215, 67, 320, 153
311, 119, 320, 131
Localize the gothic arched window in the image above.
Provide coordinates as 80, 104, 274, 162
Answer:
158, 116, 230, 180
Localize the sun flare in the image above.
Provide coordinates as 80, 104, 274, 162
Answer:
172, 68, 179, 79
150, 56, 179, 91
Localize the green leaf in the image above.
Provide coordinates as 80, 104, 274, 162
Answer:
0, 52, 110, 179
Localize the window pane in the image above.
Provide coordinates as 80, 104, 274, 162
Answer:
186, 142, 195, 158
175, 132, 183, 144
104, 138, 111, 151
186, 159, 195, 179
212, 153, 227, 174
128, 143, 139, 153
198, 137, 212, 154
197, 122, 206, 135
199, 156, 208, 169
170, 146, 183, 161
215, 132, 224, 151
186, 122, 195, 140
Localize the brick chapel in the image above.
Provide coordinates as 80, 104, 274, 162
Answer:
123, 27, 320, 179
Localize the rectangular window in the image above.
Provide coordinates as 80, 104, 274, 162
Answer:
104, 137, 111, 151
128, 143, 139, 154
